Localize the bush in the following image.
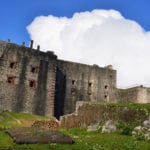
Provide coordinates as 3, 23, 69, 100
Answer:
121, 126, 133, 135
117, 122, 133, 135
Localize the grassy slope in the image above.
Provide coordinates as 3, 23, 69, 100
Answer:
0, 105, 150, 150
0, 111, 49, 128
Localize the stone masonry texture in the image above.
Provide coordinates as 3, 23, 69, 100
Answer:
0, 40, 150, 119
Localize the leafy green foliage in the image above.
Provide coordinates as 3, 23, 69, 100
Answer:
117, 122, 133, 135
86, 102, 150, 112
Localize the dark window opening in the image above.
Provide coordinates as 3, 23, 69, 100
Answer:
72, 80, 75, 85
110, 75, 113, 78
105, 95, 108, 98
88, 82, 92, 87
10, 62, 17, 69
31, 67, 38, 73
88, 91, 92, 95
7, 76, 15, 85
105, 85, 108, 89
29, 80, 36, 88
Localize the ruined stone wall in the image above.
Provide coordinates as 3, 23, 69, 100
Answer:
56, 60, 117, 116
0, 41, 57, 117
60, 102, 149, 128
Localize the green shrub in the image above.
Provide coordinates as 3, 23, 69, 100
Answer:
121, 126, 133, 135
117, 122, 133, 135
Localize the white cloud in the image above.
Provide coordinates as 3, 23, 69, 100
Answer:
27, 9, 150, 88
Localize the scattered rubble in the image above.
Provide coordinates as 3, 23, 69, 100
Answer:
132, 117, 150, 140
31, 120, 59, 129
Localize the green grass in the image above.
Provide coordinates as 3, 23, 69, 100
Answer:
0, 108, 150, 150
0, 111, 49, 129
85, 102, 150, 110
0, 129, 150, 150
0, 130, 14, 147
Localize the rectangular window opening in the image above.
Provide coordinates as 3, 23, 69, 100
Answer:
7, 76, 15, 85
105, 85, 108, 89
88, 82, 92, 87
31, 66, 38, 73
29, 80, 36, 88
72, 80, 75, 85
88, 92, 92, 95
10, 62, 17, 69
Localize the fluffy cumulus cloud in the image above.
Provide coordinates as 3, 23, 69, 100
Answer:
27, 9, 150, 88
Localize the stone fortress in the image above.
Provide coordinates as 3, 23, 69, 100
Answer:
0, 40, 150, 119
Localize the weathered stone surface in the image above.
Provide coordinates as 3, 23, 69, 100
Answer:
0, 41, 57, 117
56, 60, 117, 116
102, 120, 116, 133
0, 41, 117, 119
60, 102, 149, 128
132, 117, 150, 140
117, 86, 150, 103
6, 128, 74, 144
0, 40, 150, 120
87, 123, 100, 132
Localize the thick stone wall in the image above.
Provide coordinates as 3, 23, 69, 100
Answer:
56, 60, 117, 116
118, 86, 150, 103
117, 87, 138, 103
0, 41, 57, 117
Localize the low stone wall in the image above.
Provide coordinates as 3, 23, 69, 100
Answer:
60, 101, 149, 128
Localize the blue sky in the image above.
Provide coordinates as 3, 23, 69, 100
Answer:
0, 0, 150, 45
1, 0, 150, 87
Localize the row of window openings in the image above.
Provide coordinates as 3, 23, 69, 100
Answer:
71, 88, 109, 99
7, 77, 36, 88
72, 80, 93, 87
9, 62, 38, 73
88, 92, 109, 98
72, 80, 108, 89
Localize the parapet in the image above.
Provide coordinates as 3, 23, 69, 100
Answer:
0, 40, 57, 60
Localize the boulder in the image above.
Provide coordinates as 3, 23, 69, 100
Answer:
87, 123, 100, 132
102, 120, 116, 133
132, 118, 150, 140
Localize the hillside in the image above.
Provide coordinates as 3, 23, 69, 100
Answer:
0, 105, 150, 150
